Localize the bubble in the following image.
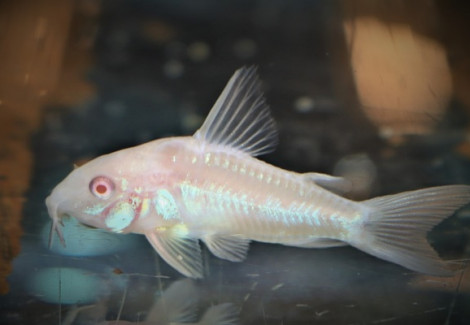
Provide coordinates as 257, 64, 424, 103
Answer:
187, 41, 211, 62
294, 96, 316, 113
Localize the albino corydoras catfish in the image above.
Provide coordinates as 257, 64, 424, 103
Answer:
46, 67, 470, 278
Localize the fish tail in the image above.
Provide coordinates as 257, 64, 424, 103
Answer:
198, 303, 239, 325
352, 185, 470, 275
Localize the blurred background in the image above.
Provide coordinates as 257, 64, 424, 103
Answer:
1, 0, 470, 324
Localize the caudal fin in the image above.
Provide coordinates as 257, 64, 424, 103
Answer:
353, 185, 470, 276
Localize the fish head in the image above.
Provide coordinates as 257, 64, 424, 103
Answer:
45, 150, 149, 247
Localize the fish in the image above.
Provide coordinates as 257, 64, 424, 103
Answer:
46, 66, 470, 278
64, 279, 238, 325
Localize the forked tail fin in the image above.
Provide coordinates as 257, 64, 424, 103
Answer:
352, 185, 470, 275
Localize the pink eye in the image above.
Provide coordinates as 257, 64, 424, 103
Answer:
89, 176, 114, 199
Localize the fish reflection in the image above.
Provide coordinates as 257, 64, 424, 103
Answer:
30, 267, 111, 305
42, 217, 141, 257
66, 279, 239, 325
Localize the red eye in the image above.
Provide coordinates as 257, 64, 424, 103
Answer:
89, 176, 114, 199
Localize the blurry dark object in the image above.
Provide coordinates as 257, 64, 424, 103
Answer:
0, 0, 99, 294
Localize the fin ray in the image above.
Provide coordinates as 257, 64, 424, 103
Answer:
203, 234, 250, 262
194, 66, 278, 156
145, 230, 203, 278
352, 185, 470, 275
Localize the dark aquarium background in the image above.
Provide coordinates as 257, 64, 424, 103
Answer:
1, 0, 470, 324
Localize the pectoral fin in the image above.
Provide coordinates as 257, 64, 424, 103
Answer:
145, 228, 203, 278
203, 234, 250, 262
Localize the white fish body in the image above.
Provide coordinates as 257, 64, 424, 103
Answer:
46, 67, 470, 278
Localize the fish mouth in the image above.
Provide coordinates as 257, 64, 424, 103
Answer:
46, 195, 66, 248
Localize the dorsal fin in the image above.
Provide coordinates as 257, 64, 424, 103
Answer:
193, 66, 278, 156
